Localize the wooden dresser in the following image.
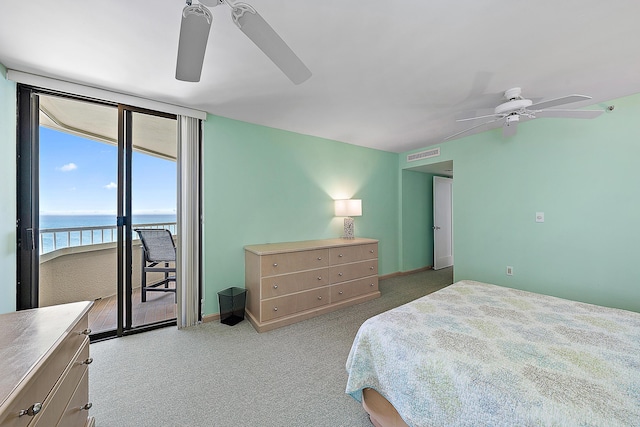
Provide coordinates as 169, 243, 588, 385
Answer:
244, 238, 380, 332
0, 301, 95, 427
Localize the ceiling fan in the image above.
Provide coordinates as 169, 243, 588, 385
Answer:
175, 0, 312, 84
445, 87, 604, 140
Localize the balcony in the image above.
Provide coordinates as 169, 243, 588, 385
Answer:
39, 222, 177, 334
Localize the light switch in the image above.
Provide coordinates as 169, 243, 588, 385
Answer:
536, 212, 544, 223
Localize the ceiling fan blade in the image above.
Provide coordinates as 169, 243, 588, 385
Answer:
231, 3, 312, 84
534, 109, 604, 119
176, 4, 213, 82
457, 113, 499, 122
444, 118, 500, 141
502, 119, 518, 137
529, 94, 592, 110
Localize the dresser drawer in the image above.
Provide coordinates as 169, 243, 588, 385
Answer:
331, 276, 379, 303
329, 243, 378, 265
261, 268, 329, 298
330, 259, 378, 283
261, 249, 329, 276
359, 244, 378, 260
31, 338, 90, 427
50, 369, 90, 427
0, 316, 90, 427
261, 287, 331, 322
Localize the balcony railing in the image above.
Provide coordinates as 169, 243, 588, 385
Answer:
39, 222, 177, 255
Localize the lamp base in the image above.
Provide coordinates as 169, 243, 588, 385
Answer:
342, 217, 355, 239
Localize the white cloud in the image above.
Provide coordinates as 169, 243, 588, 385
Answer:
57, 163, 77, 172
104, 182, 117, 190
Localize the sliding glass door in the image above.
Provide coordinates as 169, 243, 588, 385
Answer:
118, 106, 178, 332
17, 85, 178, 340
38, 93, 119, 334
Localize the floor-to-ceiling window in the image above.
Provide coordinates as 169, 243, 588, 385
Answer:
17, 85, 179, 340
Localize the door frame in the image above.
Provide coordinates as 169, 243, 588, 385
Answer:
16, 85, 40, 310
433, 176, 453, 270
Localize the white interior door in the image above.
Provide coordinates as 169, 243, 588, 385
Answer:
433, 176, 453, 270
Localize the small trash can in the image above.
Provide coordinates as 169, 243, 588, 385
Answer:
217, 287, 247, 326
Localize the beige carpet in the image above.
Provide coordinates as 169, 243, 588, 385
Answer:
89, 267, 453, 427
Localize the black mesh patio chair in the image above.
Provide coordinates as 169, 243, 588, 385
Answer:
135, 228, 177, 303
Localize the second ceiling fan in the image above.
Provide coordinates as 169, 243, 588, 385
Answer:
445, 87, 604, 140
175, 0, 312, 84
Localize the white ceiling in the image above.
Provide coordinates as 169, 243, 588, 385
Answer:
1, 1, 639, 153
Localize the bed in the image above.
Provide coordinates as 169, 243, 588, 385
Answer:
345, 280, 640, 427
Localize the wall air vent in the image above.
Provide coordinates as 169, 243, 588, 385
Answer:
407, 147, 440, 162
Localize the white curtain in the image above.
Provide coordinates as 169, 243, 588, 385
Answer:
176, 115, 202, 328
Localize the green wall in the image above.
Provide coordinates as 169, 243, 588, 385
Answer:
0, 64, 17, 314
3, 63, 637, 316
400, 170, 434, 271
401, 93, 640, 312
202, 115, 400, 315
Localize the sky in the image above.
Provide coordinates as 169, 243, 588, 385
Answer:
39, 127, 177, 215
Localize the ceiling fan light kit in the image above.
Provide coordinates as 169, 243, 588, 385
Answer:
505, 114, 519, 125
445, 87, 605, 140
175, 0, 312, 84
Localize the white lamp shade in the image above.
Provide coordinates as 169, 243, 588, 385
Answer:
335, 199, 362, 217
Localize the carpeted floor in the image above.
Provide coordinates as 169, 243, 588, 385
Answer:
89, 267, 453, 427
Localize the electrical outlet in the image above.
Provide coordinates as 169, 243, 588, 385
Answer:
506, 266, 513, 276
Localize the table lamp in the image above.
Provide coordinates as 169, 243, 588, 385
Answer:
335, 199, 362, 239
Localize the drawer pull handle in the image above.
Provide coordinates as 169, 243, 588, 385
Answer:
19, 403, 42, 417
338, 272, 343, 276
338, 254, 343, 257
317, 276, 322, 280
273, 263, 278, 267
81, 357, 94, 365
80, 328, 92, 335
81, 403, 93, 411
370, 250, 375, 253
370, 283, 375, 287
273, 284, 278, 289
317, 296, 322, 300
317, 257, 322, 260
370, 266, 374, 270
273, 307, 278, 311
339, 291, 343, 295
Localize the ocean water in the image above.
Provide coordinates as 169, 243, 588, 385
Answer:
40, 214, 176, 229
39, 214, 176, 254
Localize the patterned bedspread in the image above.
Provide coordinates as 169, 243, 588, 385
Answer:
345, 280, 640, 427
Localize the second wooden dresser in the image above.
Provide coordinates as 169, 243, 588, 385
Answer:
244, 238, 379, 332
0, 301, 94, 427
